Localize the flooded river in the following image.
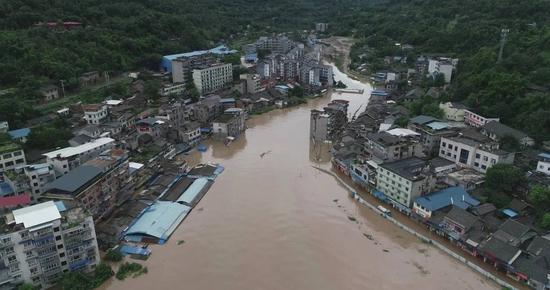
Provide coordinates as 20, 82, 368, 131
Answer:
103, 65, 497, 290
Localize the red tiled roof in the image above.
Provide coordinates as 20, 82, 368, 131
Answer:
0, 194, 31, 208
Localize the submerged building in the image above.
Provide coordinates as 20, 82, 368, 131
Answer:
310, 100, 349, 142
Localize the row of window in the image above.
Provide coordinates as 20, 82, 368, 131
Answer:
1, 150, 23, 160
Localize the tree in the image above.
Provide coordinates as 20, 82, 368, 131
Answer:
529, 185, 550, 208
499, 135, 521, 152
485, 164, 526, 194
17, 284, 36, 290
541, 213, 550, 230
394, 116, 409, 128
289, 86, 304, 98
105, 249, 123, 262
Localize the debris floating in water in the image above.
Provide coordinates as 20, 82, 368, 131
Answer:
177, 240, 185, 245
347, 216, 357, 222
260, 150, 272, 158
333, 199, 338, 203
383, 249, 389, 253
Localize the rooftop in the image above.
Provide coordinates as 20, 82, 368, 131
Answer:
0, 141, 21, 154
43, 137, 114, 159
444, 206, 478, 230
12, 201, 61, 229
479, 236, 522, 264
380, 157, 428, 181
45, 165, 103, 194
414, 186, 479, 212
483, 121, 530, 140
409, 115, 438, 126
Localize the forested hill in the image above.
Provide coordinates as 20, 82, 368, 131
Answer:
1, 0, 549, 141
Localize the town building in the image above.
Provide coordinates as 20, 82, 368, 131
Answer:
254, 35, 293, 54
181, 122, 202, 145
0, 142, 26, 172
135, 118, 165, 138
376, 157, 435, 210
43, 138, 115, 175
159, 83, 186, 97
413, 186, 479, 219
536, 153, 550, 176
408, 115, 457, 156
481, 121, 535, 147
82, 104, 108, 125
427, 57, 458, 83
43, 149, 129, 221
212, 109, 246, 139
0, 201, 100, 289
191, 95, 222, 124
161, 45, 237, 73
242, 74, 265, 94
439, 102, 468, 122
439, 134, 515, 173
171, 53, 218, 84
39, 85, 59, 103
464, 109, 500, 128
310, 100, 348, 142
24, 164, 56, 198
192, 63, 233, 95
364, 131, 422, 163
0, 122, 8, 133
315, 22, 328, 32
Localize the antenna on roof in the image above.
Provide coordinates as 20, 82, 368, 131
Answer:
450, 197, 454, 205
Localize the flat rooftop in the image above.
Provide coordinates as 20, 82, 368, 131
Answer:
43, 137, 114, 159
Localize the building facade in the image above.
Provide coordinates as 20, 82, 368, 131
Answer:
192, 63, 233, 95
0, 143, 26, 172
82, 104, 108, 125
464, 110, 500, 128
0, 201, 100, 289
43, 138, 115, 175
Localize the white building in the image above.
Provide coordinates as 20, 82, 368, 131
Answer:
439, 136, 515, 173
24, 163, 56, 198
464, 110, 499, 128
43, 137, 115, 175
242, 74, 264, 94
439, 102, 468, 122
376, 157, 434, 209
536, 153, 550, 176
428, 57, 458, 83
159, 83, 186, 97
0, 121, 8, 133
82, 104, 108, 125
0, 201, 100, 289
192, 63, 233, 95
0, 143, 26, 172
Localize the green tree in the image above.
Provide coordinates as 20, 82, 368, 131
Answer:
541, 213, 550, 230
17, 283, 37, 290
105, 249, 123, 262
529, 185, 550, 208
485, 164, 526, 194
499, 135, 521, 152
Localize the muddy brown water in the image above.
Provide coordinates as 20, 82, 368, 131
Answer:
101, 65, 497, 290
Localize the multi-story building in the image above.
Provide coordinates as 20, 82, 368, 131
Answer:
0, 142, 26, 172
0, 122, 8, 133
315, 23, 328, 32
310, 100, 348, 143
464, 109, 499, 128
427, 57, 458, 83
191, 95, 222, 124
364, 131, 423, 163
212, 108, 246, 139
43, 149, 129, 221
181, 122, 202, 145
376, 157, 435, 210
192, 63, 233, 94
24, 164, 56, 198
481, 121, 535, 147
159, 83, 186, 97
536, 153, 550, 176
439, 102, 468, 122
39, 85, 59, 103
82, 104, 108, 125
43, 138, 115, 175
439, 135, 515, 173
0, 201, 100, 289
255, 35, 293, 54
408, 115, 457, 157
242, 74, 264, 94
171, 54, 218, 84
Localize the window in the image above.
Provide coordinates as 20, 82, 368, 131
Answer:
481, 165, 487, 170
483, 156, 488, 161
475, 153, 480, 159
474, 162, 479, 167
441, 142, 446, 147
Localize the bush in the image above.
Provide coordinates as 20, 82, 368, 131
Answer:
105, 249, 123, 262
115, 262, 147, 280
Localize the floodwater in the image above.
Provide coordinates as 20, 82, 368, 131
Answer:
102, 65, 497, 290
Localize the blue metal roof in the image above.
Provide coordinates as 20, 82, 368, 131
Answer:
8, 128, 30, 139
120, 245, 151, 257
371, 90, 388, 96
538, 152, 550, 159
414, 186, 479, 212
161, 45, 237, 73
0, 182, 14, 197
124, 201, 191, 244
176, 177, 209, 206
55, 201, 67, 212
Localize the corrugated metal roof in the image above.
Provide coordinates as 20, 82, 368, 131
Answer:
43, 137, 114, 159
124, 201, 191, 243
13, 201, 61, 229
426, 121, 449, 130
46, 165, 103, 194
176, 178, 209, 205
414, 186, 479, 212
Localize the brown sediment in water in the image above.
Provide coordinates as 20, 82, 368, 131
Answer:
101, 65, 497, 290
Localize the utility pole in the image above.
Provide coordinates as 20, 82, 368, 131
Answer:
60, 80, 66, 98
497, 28, 509, 63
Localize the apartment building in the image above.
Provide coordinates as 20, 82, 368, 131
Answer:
408, 115, 457, 156
464, 110, 499, 128
0, 201, 100, 289
364, 131, 422, 163
310, 100, 348, 142
43, 138, 115, 175
192, 63, 233, 95
43, 149, 129, 221
376, 157, 435, 209
171, 54, 218, 84
439, 135, 515, 173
